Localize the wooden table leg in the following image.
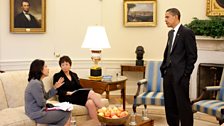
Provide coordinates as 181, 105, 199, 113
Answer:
121, 82, 126, 110
106, 91, 110, 99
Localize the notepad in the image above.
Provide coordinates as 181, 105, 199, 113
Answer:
71, 88, 92, 94
46, 102, 73, 111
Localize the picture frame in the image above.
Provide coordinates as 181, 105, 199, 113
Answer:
206, 0, 224, 16
123, 0, 157, 27
10, 0, 46, 33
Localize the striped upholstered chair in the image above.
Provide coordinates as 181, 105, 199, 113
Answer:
192, 69, 224, 124
133, 61, 164, 113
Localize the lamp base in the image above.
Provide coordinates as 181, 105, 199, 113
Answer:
89, 76, 102, 80
89, 66, 102, 80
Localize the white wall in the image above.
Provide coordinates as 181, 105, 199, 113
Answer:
0, 0, 101, 62
0, 0, 207, 62
0, 0, 209, 97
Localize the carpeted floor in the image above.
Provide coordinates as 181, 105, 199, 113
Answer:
104, 95, 220, 126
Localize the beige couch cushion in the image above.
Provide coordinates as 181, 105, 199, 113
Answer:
0, 107, 36, 126
0, 68, 60, 108
0, 80, 8, 110
0, 71, 28, 108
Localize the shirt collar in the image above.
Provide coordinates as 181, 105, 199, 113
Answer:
23, 11, 29, 15
173, 23, 181, 32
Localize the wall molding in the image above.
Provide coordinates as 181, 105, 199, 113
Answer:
196, 36, 224, 51
0, 59, 136, 71
1, 58, 203, 98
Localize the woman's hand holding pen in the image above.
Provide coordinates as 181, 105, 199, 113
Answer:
54, 77, 64, 89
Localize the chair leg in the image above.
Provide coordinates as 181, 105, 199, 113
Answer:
218, 118, 224, 125
144, 104, 147, 109
133, 104, 137, 113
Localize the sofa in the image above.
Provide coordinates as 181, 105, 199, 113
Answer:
0, 68, 109, 126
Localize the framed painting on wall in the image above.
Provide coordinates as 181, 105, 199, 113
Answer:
10, 0, 46, 33
123, 0, 157, 27
206, 0, 224, 16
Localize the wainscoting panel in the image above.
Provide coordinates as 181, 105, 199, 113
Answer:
1, 58, 206, 98
0, 59, 141, 95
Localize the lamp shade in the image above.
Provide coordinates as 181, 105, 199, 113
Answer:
82, 26, 111, 50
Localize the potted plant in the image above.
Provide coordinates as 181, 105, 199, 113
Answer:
185, 17, 224, 38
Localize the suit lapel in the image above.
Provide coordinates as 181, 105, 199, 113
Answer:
21, 13, 30, 23
170, 25, 183, 54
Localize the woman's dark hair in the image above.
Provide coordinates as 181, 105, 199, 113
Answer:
59, 56, 72, 66
28, 59, 45, 81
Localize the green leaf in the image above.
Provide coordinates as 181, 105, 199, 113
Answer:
185, 17, 224, 38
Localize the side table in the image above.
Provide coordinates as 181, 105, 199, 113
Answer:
80, 76, 127, 110
121, 65, 146, 78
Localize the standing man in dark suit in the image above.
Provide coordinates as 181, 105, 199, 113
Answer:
14, 0, 40, 28
160, 8, 197, 126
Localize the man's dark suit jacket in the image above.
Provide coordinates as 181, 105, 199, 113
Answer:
14, 12, 41, 28
160, 25, 197, 83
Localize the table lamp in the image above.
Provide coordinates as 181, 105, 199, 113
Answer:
82, 26, 111, 80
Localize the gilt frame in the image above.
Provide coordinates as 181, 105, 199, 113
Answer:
10, 0, 46, 33
206, 0, 224, 16
123, 0, 157, 27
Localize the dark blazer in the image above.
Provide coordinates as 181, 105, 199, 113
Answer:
53, 70, 82, 102
14, 12, 40, 28
160, 25, 197, 83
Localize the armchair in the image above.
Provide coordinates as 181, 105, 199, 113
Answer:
192, 69, 224, 124
133, 61, 164, 113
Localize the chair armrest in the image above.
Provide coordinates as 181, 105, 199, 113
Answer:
134, 79, 147, 98
137, 79, 147, 85
205, 86, 221, 91
191, 86, 221, 104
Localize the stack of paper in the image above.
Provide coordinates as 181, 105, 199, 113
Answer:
46, 102, 73, 111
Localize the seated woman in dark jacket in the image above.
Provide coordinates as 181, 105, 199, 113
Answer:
24, 59, 71, 126
53, 56, 103, 123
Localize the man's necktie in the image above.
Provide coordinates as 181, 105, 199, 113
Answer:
166, 30, 175, 67
25, 13, 31, 21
